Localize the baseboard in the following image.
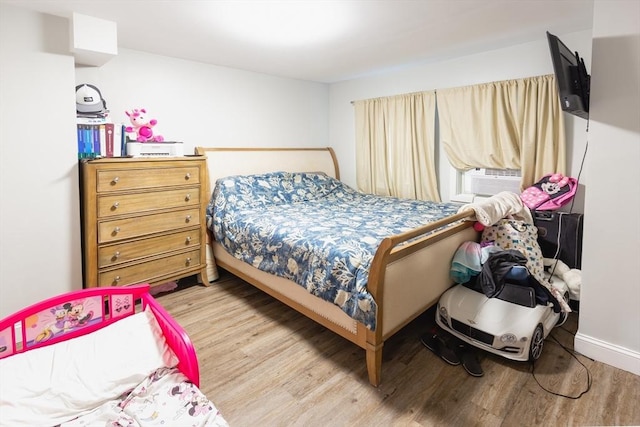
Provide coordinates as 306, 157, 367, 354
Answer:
575, 332, 640, 376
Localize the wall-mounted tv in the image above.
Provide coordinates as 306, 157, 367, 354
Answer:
547, 31, 590, 120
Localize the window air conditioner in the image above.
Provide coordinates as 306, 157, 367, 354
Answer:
467, 168, 521, 196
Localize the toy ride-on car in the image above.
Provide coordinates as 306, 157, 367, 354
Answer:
435, 268, 569, 362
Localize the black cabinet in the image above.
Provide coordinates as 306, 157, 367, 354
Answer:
533, 211, 584, 269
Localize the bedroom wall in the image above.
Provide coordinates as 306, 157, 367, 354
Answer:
0, 5, 81, 318
329, 30, 593, 210
575, 0, 640, 376
75, 49, 329, 155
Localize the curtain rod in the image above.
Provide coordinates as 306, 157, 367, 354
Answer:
350, 89, 440, 105
348, 75, 552, 106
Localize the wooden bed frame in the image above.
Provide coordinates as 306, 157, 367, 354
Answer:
194, 146, 477, 386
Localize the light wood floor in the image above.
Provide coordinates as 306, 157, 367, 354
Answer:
157, 270, 640, 427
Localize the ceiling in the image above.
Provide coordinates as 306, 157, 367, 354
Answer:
3, 0, 594, 83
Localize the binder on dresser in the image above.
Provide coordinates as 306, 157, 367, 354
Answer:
533, 211, 584, 269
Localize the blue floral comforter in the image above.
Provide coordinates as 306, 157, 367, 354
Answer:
206, 172, 460, 330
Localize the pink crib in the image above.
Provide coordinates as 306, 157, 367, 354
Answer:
0, 284, 228, 426
0, 284, 199, 386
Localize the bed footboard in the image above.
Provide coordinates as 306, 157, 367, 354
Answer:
141, 292, 200, 386
0, 284, 200, 386
364, 211, 478, 385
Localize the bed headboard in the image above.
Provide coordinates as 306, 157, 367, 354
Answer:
194, 147, 340, 195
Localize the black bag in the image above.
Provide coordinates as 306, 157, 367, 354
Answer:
533, 211, 584, 269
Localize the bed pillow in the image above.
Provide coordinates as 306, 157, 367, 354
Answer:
0, 307, 178, 427
214, 171, 341, 209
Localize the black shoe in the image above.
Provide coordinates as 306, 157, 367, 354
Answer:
421, 332, 461, 366
456, 343, 484, 377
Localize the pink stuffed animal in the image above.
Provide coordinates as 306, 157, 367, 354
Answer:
125, 108, 164, 142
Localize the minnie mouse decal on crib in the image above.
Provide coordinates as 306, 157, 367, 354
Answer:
28, 297, 99, 345
125, 108, 164, 142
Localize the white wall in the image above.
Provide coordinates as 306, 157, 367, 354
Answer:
329, 31, 593, 208
575, 0, 640, 375
0, 5, 81, 318
75, 49, 329, 155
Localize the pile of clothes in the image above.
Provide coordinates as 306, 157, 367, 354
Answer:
454, 191, 572, 312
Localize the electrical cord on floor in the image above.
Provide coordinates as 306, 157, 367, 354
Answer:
554, 309, 569, 328
529, 329, 592, 399
533, 122, 592, 399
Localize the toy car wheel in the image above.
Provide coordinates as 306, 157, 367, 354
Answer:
529, 324, 544, 361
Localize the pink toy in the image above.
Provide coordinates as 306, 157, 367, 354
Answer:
125, 108, 164, 142
520, 173, 578, 211
473, 221, 485, 232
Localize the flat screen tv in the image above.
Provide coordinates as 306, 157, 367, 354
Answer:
547, 31, 590, 119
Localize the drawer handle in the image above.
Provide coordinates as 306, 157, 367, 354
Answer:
112, 251, 120, 261
112, 226, 120, 236
185, 215, 192, 223
111, 177, 119, 185
186, 236, 192, 244
185, 173, 191, 180
185, 194, 191, 202
185, 257, 192, 266
114, 275, 121, 284
112, 202, 119, 210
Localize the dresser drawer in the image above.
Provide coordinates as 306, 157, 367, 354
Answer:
98, 249, 201, 287
96, 166, 200, 192
97, 187, 200, 218
98, 229, 201, 268
98, 208, 200, 243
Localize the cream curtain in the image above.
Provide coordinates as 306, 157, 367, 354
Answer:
354, 91, 441, 201
438, 75, 566, 189
516, 75, 567, 187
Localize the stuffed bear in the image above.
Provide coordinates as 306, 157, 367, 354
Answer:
544, 257, 581, 300
125, 108, 164, 142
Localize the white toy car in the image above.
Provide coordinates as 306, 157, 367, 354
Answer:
435, 274, 569, 362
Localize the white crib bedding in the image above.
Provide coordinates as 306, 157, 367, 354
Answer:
58, 367, 228, 427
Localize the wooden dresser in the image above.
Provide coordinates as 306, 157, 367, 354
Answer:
80, 156, 209, 288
